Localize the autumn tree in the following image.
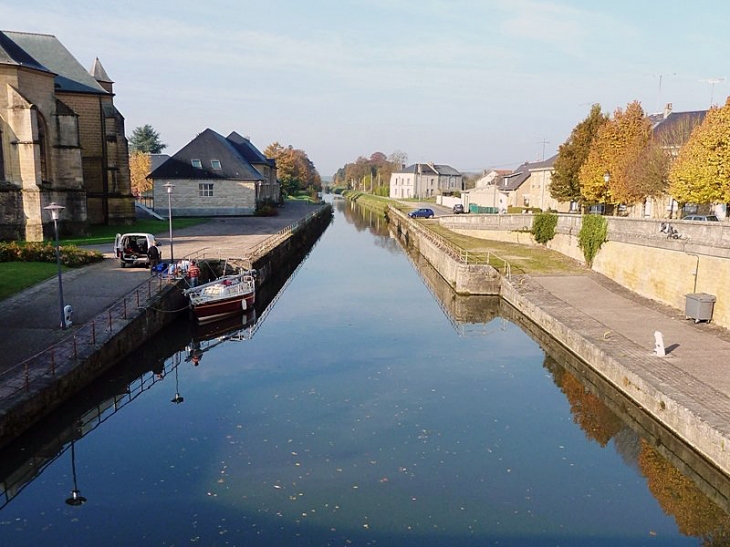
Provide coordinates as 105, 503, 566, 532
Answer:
579, 101, 652, 209
668, 99, 730, 206
129, 152, 152, 196
264, 142, 321, 195
333, 150, 409, 196
551, 104, 608, 204
129, 124, 166, 154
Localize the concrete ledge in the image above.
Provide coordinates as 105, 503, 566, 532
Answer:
501, 278, 730, 479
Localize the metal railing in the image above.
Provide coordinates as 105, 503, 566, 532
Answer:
248, 204, 331, 261
0, 203, 333, 407
389, 206, 512, 278
0, 276, 176, 405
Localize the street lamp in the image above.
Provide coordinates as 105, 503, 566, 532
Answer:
44, 202, 67, 329
65, 440, 87, 506
163, 183, 175, 266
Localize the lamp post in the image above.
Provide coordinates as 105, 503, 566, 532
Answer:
44, 202, 67, 329
171, 364, 184, 404
65, 440, 86, 506
163, 183, 175, 265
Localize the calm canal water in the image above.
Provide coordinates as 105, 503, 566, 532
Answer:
1, 197, 729, 546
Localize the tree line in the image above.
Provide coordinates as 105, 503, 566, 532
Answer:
127, 126, 321, 198
551, 99, 730, 215
331, 151, 408, 196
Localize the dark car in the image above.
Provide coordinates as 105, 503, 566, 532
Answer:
408, 208, 435, 219
683, 214, 719, 222
453, 203, 465, 214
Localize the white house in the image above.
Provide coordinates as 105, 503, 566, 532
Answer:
389, 163, 463, 199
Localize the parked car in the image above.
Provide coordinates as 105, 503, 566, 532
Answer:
113, 233, 159, 268
408, 208, 435, 219
452, 203, 465, 214
683, 215, 719, 222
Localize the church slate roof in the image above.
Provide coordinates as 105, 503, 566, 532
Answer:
0, 31, 49, 72
0, 31, 108, 94
149, 129, 266, 181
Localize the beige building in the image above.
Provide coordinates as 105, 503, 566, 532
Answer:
389, 163, 463, 199
149, 129, 279, 217
0, 30, 134, 241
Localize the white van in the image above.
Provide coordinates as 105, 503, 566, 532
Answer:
113, 233, 159, 268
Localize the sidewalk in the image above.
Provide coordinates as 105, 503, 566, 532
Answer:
505, 270, 730, 476
0, 201, 320, 374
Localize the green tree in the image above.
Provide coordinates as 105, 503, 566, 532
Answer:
129, 124, 167, 154
669, 99, 730, 205
551, 104, 608, 203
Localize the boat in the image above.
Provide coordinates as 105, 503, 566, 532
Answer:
182, 258, 256, 323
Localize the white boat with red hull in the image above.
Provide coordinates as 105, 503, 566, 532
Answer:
183, 259, 256, 323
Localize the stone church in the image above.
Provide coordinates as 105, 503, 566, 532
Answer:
0, 30, 134, 241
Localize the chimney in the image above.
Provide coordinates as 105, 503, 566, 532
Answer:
664, 103, 673, 119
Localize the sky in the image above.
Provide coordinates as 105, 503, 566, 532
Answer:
4, 0, 729, 176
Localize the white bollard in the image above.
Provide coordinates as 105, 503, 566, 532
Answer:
654, 331, 665, 356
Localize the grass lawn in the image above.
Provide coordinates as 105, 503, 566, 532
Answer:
427, 223, 587, 276
58, 217, 209, 246
0, 262, 67, 301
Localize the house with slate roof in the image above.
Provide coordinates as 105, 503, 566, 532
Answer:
642, 103, 709, 218
389, 162, 463, 199
0, 30, 133, 241
463, 155, 567, 213
148, 129, 279, 217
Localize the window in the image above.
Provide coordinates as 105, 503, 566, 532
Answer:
191, 159, 202, 169
199, 183, 213, 197
211, 159, 222, 170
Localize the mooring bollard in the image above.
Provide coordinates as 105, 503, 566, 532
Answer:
654, 331, 666, 356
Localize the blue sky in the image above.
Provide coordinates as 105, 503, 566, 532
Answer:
4, 1, 728, 176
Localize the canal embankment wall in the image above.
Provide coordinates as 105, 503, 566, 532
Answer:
391, 206, 730, 480
388, 207, 501, 295
0, 204, 333, 449
441, 214, 730, 329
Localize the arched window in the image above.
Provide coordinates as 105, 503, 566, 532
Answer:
36, 115, 48, 182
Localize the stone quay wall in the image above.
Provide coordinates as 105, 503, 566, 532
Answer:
0, 205, 333, 448
441, 213, 730, 329
388, 207, 501, 295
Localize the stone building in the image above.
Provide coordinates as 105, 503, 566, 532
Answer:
148, 129, 279, 217
389, 163, 463, 199
0, 30, 134, 241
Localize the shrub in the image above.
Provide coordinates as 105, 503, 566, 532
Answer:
0, 241, 102, 266
532, 212, 558, 244
578, 214, 608, 267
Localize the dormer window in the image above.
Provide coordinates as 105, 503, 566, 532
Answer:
191, 159, 202, 168
211, 159, 222, 170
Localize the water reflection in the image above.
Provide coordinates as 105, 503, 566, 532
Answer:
0, 218, 323, 512
2, 199, 730, 545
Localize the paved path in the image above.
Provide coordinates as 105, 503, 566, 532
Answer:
0, 201, 320, 373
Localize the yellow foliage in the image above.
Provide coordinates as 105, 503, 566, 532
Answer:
130, 152, 152, 196
579, 101, 651, 205
669, 100, 730, 204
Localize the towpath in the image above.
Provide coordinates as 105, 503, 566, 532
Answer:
0, 201, 320, 373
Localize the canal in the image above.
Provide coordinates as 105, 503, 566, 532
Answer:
1, 197, 729, 546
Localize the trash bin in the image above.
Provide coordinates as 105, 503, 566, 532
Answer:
685, 293, 716, 323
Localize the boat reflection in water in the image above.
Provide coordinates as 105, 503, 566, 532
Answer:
186, 308, 257, 365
